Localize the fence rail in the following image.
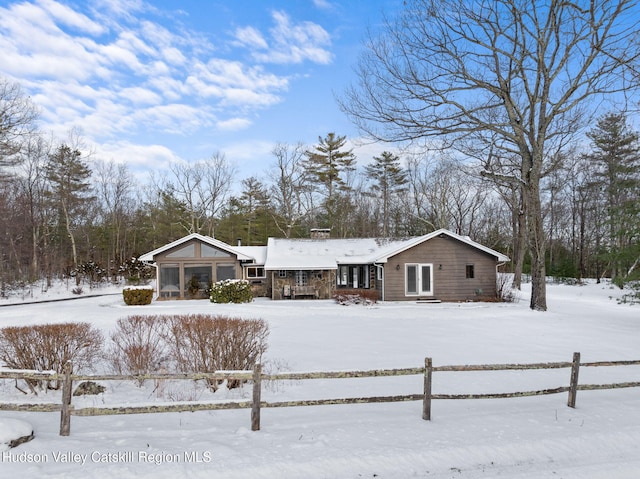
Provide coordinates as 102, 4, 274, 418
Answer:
1, 352, 639, 436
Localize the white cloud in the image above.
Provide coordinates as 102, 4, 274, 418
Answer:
97, 140, 181, 173
233, 26, 268, 50
0, 0, 329, 177
38, 0, 105, 35
119, 86, 162, 105
237, 10, 333, 65
216, 117, 253, 131
186, 59, 288, 106
312, 0, 334, 9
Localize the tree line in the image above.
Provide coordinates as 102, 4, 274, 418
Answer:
3, 0, 640, 311
1, 73, 638, 298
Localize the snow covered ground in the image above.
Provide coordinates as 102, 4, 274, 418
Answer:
0, 279, 639, 478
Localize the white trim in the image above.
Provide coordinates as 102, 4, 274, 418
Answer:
374, 229, 510, 264
405, 263, 434, 296
139, 233, 253, 262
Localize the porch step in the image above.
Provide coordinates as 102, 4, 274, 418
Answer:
416, 298, 442, 303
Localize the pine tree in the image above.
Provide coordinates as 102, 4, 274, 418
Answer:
44, 144, 93, 274
364, 151, 407, 237
585, 112, 640, 283
304, 132, 356, 229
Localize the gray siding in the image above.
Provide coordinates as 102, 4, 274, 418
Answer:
383, 236, 499, 302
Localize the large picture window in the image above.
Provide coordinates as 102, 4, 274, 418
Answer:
405, 263, 433, 296
216, 264, 236, 281
184, 265, 212, 292
159, 264, 179, 297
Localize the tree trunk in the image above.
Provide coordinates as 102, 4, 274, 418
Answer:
511, 186, 527, 290
527, 182, 547, 311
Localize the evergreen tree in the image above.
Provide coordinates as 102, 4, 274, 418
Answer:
585, 112, 640, 283
364, 151, 408, 237
304, 132, 356, 229
44, 144, 93, 273
238, 177, 271, 245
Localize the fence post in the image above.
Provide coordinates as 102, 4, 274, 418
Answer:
59, 361, 73, 436
567, 352, 581, 408
251, 363, 262, 431
423, 357, 432, 421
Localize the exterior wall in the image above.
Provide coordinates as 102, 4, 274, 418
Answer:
271, 270, 336, 300
247, 275, 270, 297
155, 239, 242, 300
383, 236, 499, 302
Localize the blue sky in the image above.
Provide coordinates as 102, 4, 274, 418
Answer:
0, 0, 402, 181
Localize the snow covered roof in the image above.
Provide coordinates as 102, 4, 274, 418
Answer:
235, 246, 267, 265
373, 229, 511, 264
263, 229, 509, 270
139, 233, 254, 262
139, 229, 509, 269
264, 237, 409, 270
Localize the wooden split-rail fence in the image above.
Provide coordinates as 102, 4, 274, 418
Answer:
0, 352, 639, 436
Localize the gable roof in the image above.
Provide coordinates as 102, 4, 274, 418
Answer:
263, 237, 409, 270
139, 233, 254, 262
139, 229, 509, 268
263, 228, 509, 270
373, 228, 511, 263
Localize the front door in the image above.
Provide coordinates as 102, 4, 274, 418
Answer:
406, 263, 433, 296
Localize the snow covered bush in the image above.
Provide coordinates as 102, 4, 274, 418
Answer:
108, 315, 169, 386
123, 286, 153, 305
209, 279, 253, 304
163, 314, 268, 390
618, 280, 640, 305
0, 323, 103, 392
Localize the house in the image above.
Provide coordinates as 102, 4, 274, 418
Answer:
139, 229, 509, 301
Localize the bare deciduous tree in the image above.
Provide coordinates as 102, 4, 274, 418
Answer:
93, 160, 135, 272
341, 0, 640, 310
0, 76, 39, 167
268, 142, 311, 238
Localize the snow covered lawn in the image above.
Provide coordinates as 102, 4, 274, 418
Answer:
0, 280, 639, 478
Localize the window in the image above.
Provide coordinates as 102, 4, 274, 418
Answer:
216, 264, 236, 281
295, 270, 308, 286
159, 264, 179, 297
184, 265, 212, 292
246, 266, 265, 278
466, 264, 475, 279
166, 244, 195, 258
201, 244, 231, 258
405, 263, 433, 296
278, 270, 287, 278
337, 265, 348, 286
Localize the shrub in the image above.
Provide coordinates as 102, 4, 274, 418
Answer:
210, 279, 253, 304
186, 275, 201, 298
108, 315, 169, 386
0, 323, 103, 392
163, 314, 268, 390
334, 289, 379, 305
618, 280, 640, 305
496, 273, 519, 303
123, 286, 153, 305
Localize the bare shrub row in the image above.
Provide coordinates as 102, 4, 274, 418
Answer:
0, 315, 269, 393
108, 314, 269, 390
0, 323, 103, 393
